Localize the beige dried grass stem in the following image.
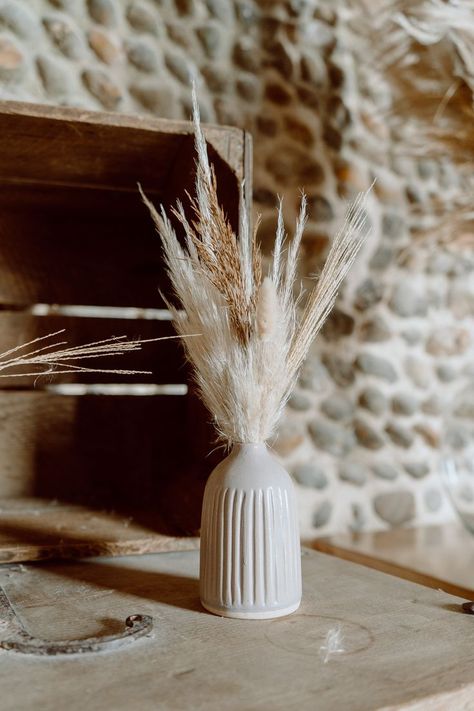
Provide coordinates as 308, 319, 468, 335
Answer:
141, 85, 370, 446
0, 329, 179, 379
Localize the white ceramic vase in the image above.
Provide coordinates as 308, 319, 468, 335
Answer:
199, 443, 301, 619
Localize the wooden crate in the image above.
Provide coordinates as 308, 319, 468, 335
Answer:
0, 101, 252, 562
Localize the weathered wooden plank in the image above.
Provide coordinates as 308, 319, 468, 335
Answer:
0, 100, 246, 188
0, 164, 241, 307
0, 549, 473, 710
0, 391, 208, 535
0, 311, 183, 385
314, 525, 474, 599
0, 499, 198, 563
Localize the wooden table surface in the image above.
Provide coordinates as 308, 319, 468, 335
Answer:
1, 549, 474, 710
314, 524, 474, 600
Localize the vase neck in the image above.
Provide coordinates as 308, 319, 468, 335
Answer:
232, 442, 268, 454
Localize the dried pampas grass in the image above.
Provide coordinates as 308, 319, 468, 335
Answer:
141, 87, 370, 446
352, 0, 474, 163
0, 329, 175, 380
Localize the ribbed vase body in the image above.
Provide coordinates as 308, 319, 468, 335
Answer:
199, 443, 301, 619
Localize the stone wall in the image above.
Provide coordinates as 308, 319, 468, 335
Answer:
0, 0, 472, 537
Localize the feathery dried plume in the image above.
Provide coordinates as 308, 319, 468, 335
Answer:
141, 85, 370, 446
0, 330, 177, 379
351, 0, 474, 164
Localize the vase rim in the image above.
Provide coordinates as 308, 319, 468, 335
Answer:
232, 441, 267, 448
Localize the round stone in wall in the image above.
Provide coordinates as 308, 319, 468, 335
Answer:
165, 51, 192, 84
391, 393, 417, 416
382, 212, 405, 240
359, 315, 391, 342
308, 418, 355, 457
320, 392, 354, 421
339, 461, 367, 486
369, 245, 393, 271
322, 353, 355, 388
0, 3, 37, 39
358, 386, 387, 415
307, 194, 334, 222
288, 391, 312, 411
373, 491, 415, 526
196, 23, 222, 59
298, 357, 329, 392
356, 352, 398, 382
405, 356, 431, 389
293, 463, 328, 489
414, 424, 440, 448
436, 364, 457, 383
389, 282, 427, 317
126, 1, 159, 34
266, 147, 324, 187
321, 309, 354, 341
87, 0, 117, 27
82, 68, 122, 109
404, 461, 430, 479
43, 16, 84, 59
426, 327, 470, 357
233, 37, 259, 72
0, 36, 24, 79
385, 421, 414, 448
273, 421, 305, 457
421, 395, 443, 415
36, 55, 69, 97
402, 329, 423, 345
129, 82, 179, 118
354, 417, 385, 450
126, 39, 158, 72
88, 28, 121, 64
312, 500, 332, 528
372, 462, 398, 480
354, 278, 384, 311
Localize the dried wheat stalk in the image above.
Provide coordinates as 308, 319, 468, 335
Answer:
0, 329, 177, 379
141, 87, 370, 446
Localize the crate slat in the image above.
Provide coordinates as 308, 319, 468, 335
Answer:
0, 101, 245, 190
0, 498, 198, 563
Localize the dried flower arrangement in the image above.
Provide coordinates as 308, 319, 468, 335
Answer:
140, 87, 370, 619
141, 88, 370, 449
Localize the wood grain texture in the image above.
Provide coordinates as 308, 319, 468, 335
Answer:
314, 525, 474, 599
0, 100, 246, 189
0, 391, 208, 535
1, 549, 474, 711
0, 499, 198, 563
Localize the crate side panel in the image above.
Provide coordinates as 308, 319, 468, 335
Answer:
0, 184, 167, 306
0, 391, 206, 534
